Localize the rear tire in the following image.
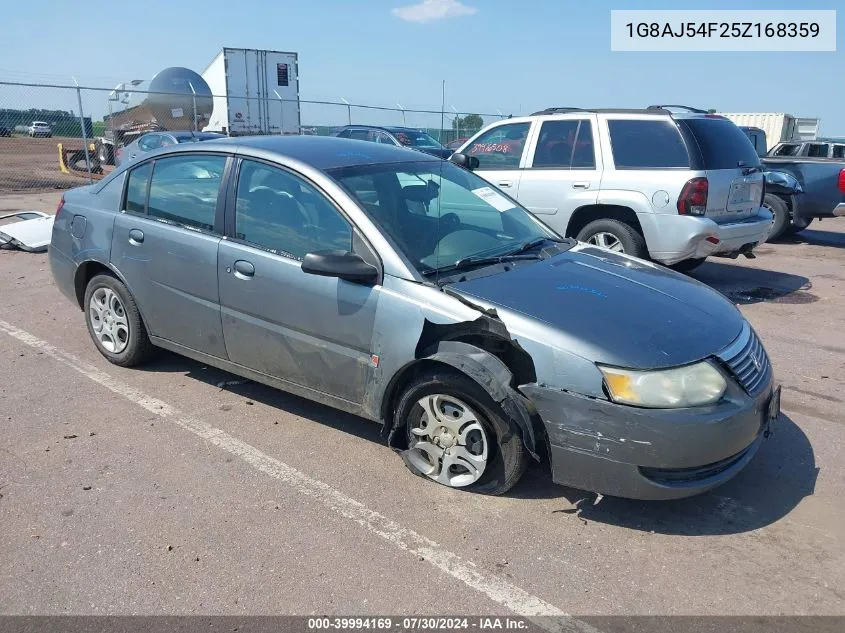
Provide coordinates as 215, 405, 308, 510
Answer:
396, 370, 528, 496
84, 273, 155, 367
762, 194, 790, 242
577, 218, 648, 259
670, 258, 707, 273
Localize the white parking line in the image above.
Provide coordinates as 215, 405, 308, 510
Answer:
0, 319, 599, 633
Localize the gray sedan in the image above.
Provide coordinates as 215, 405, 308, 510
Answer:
115, 130, 226, 165
48, 136, 780, 499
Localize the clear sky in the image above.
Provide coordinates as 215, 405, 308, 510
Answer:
1, 0, 843, 133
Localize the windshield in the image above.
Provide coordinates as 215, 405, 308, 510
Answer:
394, 131, 442, 149
329, 161, 557, 274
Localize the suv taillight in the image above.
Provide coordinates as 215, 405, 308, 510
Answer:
55, 195, 65, 219
838, 169, 845, 194
678, 177, 709, 215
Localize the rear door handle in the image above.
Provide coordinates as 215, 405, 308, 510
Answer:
128, 229, 144, 244
233, 260, 255, 279
573, 181, 591, 189
497, 180, 513, 188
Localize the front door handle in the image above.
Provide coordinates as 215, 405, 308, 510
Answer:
128, 229, 144, 245
233, 260, 255, 279
497, 180, 513, 188
573, 181, 591, 189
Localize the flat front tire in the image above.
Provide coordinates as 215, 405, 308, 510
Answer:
84, 273, 154, 367
396, 370, 527, 496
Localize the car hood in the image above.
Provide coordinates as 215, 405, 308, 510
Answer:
448, 245, 744, 369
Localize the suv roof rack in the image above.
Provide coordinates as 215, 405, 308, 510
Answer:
646, 104, 710, 114
530, 107, 583, 115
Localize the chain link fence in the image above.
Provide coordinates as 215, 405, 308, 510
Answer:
0, 80, 510, 194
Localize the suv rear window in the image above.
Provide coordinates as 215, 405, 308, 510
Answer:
677, 117, 761, 169
607, 120, 689, 169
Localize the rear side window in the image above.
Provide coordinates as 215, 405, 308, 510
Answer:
833, 145, 845, 159
771, 143, 800, 157
677, 118, 760, 169
124, 162, 151, 213
532, 120, 596, 169
607, 120, 689, 169
147, 155, 227, 231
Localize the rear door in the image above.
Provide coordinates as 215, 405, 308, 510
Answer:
516, 115, 600, 228
675, 117, 765, 223
110, 153, 230, 358
461, 121, 532, 196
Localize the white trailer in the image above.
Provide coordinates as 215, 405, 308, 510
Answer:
720, 113, 819, 145
202, 48, 301, 136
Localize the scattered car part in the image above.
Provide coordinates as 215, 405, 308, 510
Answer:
0, 211, 55, 252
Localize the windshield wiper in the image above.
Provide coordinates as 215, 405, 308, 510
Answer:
508, 236, 570, 256
443, 253, 544, 274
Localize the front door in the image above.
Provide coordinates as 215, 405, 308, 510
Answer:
218, 158, 379, 405
110, 153, 229, 358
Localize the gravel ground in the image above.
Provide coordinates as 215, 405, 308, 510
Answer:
0, 193, 843, 621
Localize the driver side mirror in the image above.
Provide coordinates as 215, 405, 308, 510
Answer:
448, 152, 479, 171
301, 250, 379, 285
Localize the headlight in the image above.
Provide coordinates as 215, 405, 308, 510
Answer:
598, 362, 727, 408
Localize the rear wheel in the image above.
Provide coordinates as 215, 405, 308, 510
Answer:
762, 194, 790, 241
577, 218, 648, 259
84, 274, 154, 367
396, 370, 528, 496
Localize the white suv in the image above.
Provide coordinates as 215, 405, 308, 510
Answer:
456, 106, 773, 270
28, 121, 52, 138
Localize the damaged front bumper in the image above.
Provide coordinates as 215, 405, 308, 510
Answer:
521, 377, 776, 500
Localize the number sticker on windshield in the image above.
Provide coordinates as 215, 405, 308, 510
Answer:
472, 186, 516, 213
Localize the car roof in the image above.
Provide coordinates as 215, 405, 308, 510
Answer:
157, 135, 442, 170
339, 124, 426, 133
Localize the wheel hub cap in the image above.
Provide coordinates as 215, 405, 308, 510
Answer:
88, 287, 130, 354
407, 394, 489, 488
587, 232, 624, 252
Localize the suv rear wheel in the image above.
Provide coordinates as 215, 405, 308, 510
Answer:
577, 218, 647, 259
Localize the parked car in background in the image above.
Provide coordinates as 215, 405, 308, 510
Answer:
0, 124, 11, 137
768, 138, 845, 159
446, 137, 469, 150
455, 105, 772, 271
48, 135, 778, 500
335, 125, 452, 159
115, 130, 226, 166
28, 121, 52, 138
740, 127, 845, 239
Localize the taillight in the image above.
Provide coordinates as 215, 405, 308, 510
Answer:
678, 177, 708, 215
838, 169, 845, 194
55, 195, 65, 219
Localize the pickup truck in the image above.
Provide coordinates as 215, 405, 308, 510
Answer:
740, 127, 845, 240
761, 157, 845, 238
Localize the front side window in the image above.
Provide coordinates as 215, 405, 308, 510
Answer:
138, 134, 161, 152
393, 130, 442, 149
833, 145, 845, 159
331, 161, 555, 274
532, 120, 596, 169
124, 162, 152, 213
608, 119, 690, 169
147, 155, 226, 231
806, 144, 829, 158
235, 160, 352, 259
464, 122, 531, 169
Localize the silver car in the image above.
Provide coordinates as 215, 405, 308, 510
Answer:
115, 130, 226, 165
48, 136, 780, 499
456, 107, 773, 271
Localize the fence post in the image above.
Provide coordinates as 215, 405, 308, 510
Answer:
273, 90, 285, 134
72, 78, 93, 184
340, 98, 351, 125
188, 81, 198, 132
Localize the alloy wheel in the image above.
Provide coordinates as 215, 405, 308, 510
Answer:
88, 287, 130, 353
